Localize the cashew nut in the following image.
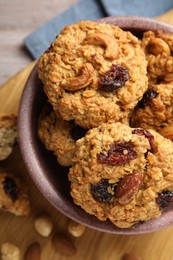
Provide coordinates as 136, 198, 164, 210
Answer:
61, 63, 94, 91
148, 38, 171, 56
86, 32, 118, 60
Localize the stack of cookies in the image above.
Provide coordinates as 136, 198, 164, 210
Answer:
37, 20, 173, 228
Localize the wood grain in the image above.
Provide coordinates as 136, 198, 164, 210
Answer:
0, 0, 77, 85
0, 9, 173, 260
155, 8, 173, 24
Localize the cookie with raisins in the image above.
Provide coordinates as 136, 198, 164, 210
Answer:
130, 82, 173, 131
38, 107, 87, 166
38, 20, 148, 129
0, 114, 17, 160
69, 122, 173, 228
0, 172, 30, 216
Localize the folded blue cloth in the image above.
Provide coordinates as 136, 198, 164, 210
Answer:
101, 0, 173, 17
24, 0, 173, 59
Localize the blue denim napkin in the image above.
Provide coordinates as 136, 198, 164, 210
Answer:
24, 0, 173, 59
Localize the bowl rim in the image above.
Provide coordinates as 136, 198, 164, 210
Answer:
97, 15, 173, 32
18, 16, 173, 234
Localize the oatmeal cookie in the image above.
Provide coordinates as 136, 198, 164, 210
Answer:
38, 20, 148, 129
141, 30, 173, 84
0, 172, 30, 216
69, 122, 173, 228
38, 107, 87, 166
0, 114, 17, 160
130, 82, 173, 131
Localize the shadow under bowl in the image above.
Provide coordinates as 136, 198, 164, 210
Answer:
18, 16, 173, 234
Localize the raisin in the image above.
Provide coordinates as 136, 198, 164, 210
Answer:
91, 179, 114, 202
2, 177, 19, 201
157, 190, 173, 210
70, 125, 87, 141
138, 89, 158, 108
97, 141, 137, 166
99, 64, 129, 92
132, 129, 155, 153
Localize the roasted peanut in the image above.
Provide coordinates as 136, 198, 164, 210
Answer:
67, 220, 86, 237
61, 63, 94, 91
86, 32, 118, 60
34, 213, 53, 237
1, 243, 20, 260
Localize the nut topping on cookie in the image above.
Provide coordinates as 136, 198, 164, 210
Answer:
147, 38, 170, 56
114, 173, 143, 205
99, 64, 129, 92
61, 63, 94, 91
86, 32, 118, 60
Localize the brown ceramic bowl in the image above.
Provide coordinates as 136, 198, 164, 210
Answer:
18, 16, 173, 234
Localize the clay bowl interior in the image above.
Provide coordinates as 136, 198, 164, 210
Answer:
18, 16, 173, 234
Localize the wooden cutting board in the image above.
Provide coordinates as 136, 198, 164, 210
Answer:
0, 11, 173, 260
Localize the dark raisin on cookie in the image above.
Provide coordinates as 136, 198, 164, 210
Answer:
99, 64, 129, 92
138, 89, 158, 108
2, 177, 19, 201
97, 141, 137, 166
70, 124, 87, 141
91, 179, 114, 202
157, 190, 173, 210
132, 129, 155, 153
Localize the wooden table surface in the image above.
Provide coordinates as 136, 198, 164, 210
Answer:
0, 0, 77, 85
1, 2, 173, 260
